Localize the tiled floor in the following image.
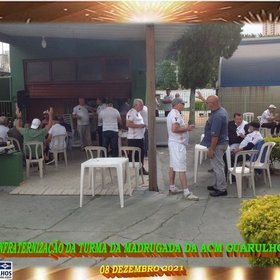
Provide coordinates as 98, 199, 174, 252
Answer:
10, 151, 149, 196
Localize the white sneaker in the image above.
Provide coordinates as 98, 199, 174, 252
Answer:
169, 186, 183, 194
184, 192, 199, 201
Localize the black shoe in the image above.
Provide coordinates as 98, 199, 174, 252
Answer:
208, 168, 214, 172
207, 185, 218, 191
142, 169, 149, 175
209, 190, 228, 197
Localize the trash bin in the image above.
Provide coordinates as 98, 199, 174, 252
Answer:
0, 152, 23, 186
156, 117, 168, 146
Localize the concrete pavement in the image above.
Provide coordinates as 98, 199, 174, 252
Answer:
0, 127, 279, 268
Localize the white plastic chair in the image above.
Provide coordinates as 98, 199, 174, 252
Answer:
120, 146, 144, 188
85, 146, 113, 184
8, 137, 21, 151
243, 112, 254, 123
48, 134, 68, 167
24, 141, 44, 178
85, 146, 107, 159
194, 144, 232, 184
63, 114, 80, 148
228, 150, 258, 198
246, 142, 276, 188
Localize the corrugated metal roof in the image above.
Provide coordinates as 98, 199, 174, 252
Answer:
219, 37, 280, 87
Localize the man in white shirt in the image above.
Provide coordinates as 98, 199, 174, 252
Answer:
260, 104, 280, 136
72, 97, 93, 149
0, 116, 9, 142
233, 122, 263, 153
47, 116, 67, 150
99, 100, 122, 157
228, 113, 248, 150
162, 88, 173, 117
126, 98, 148, 175
96, 97, 107, 146
167, 98, 199, 200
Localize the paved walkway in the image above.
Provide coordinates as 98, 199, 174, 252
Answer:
0, 127, 280, 267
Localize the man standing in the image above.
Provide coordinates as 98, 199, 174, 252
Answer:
162, 88, 173, 117
260, 104, 280, 137
99, 100, 122, 157
197, 92, 229, 197
72, 97, 93, 149
96, 97, 107, 146
126, 98, 148, 175
167, 98, 199, 200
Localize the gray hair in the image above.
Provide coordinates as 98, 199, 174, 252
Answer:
0, 116, 7, 125
133, 98, 144, 107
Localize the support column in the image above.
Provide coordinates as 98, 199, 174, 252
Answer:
146, 24, 158, 192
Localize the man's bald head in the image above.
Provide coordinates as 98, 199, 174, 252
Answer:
206, 95, 219, 110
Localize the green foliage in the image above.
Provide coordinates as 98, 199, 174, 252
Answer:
169, 23, 242, 124
195, 100, 206, 111
237, 195, 280, 266
177, 23, 242, 89
156, 60, 178, 90
264, 137, 280, 164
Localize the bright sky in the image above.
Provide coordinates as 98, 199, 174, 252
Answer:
242, 23, 262, 35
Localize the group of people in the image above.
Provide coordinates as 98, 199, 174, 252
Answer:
0, 107, 69, 164
1, 92, 277, 193
73, 97, 149, 175
166, 91, 274, 200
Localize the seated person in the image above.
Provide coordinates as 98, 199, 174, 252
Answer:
58, 116, 72, 150
260, 104, 280, 136
16, 108, 53, 158
45, 116, 67, 163
0, 116, 9, 142
228, 113, 248, 150
47, 116, 67, 150
232, 121, 263, 156
7, 117, 24, 151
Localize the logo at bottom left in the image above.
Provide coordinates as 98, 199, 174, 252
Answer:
0, 262, 13, 279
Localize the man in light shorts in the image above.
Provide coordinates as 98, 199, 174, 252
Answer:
167, 98, 199, 200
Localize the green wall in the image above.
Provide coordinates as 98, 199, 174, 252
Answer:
10, 36, 147, 106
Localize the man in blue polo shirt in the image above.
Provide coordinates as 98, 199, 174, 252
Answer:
198, 93, 229, 197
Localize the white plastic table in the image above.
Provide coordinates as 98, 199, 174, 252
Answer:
80, 157, 131, 208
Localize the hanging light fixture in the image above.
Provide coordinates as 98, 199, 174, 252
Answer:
41, 36, 47, 48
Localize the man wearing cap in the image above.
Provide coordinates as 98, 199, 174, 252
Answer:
260, 104, 280, 137
167, 98, 199, 200
233, 122, 263, 153
162, 88, 173, 117
198, 94, 229, 197
15, 107, 53, 157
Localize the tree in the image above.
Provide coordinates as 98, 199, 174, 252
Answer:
156, 59, 178, 90
170, 23, 242, 124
